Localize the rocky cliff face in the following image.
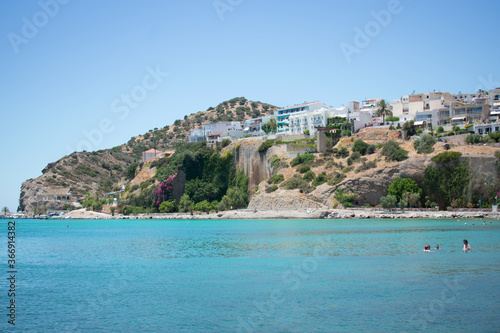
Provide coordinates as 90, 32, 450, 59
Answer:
232, 141, 287, 197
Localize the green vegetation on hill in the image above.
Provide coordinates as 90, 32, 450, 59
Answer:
422, 151, 468, 209
120, 142, 249, 214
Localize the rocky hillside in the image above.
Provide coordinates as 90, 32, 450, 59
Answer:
19, 150, 135, 212
19, 98, 278, 212
245, 131, 500, 210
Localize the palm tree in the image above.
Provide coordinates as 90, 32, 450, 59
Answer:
376, 99, 392, 124
2, 206, 8, 215
267, 118, 278, 133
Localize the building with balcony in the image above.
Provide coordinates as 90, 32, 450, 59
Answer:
275, 102, 332, 133
391, 92, 454, 117
243, 115, 273, 136
189, 121, 243, 143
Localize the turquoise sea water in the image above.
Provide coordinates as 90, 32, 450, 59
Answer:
1, 218, 499, 332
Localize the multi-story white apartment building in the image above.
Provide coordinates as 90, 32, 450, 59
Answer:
188, 121, 243, 143
275, 101, 332, 133
288, 107, 335, 135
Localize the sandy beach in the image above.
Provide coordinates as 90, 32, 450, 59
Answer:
62, 208, 500, 220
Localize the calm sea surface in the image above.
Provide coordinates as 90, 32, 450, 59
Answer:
1, 218, 499, 332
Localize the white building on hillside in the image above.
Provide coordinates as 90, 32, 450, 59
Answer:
275, 101, 333, 133
391, 92, 453, 118
188, 121, 243, 143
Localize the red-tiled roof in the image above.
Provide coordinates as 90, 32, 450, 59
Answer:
143, 149, 161, 153
207, 133, 223, 137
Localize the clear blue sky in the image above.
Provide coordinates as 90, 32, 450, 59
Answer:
1, 0, 499, 211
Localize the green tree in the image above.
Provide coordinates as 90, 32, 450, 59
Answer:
453, 126, 460, 134
422, 152, 468, 209
398, 198, 407, 211
380, 195, 397, 209
352, 139, 369, 155
262, 118, 278, 134
159, 200, 176, 213
195, 200, 211, 213
408, 192, 421, 208
402, 121, 416, 138
126, 163, 139, 180
303, 129, 310, 135
388, 177, 422, 202
220, 187, 248, 210
375, 99, 392, 124
110, 207, 116, 216
2, 206, 8, 215
179, 194, 194, 213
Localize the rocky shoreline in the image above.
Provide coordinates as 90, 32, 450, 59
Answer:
61, 208, 500, 220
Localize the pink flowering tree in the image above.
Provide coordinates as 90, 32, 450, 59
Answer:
154, 177, 174, 207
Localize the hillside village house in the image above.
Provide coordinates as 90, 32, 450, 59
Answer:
141, 149, 162, 163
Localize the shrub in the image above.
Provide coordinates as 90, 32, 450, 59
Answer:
392, 149, 409, 161
382, 141, 408, 161
266, 185, 278, 193
488, 132, 500, 142
352, 139, 369, 155
290, 153, 315, 167
366, 144, 376, 155
335, 147, 349, 158
352, 151, 362, 160
302, 170, 316, 182
159, 200, 176, 213
413, 134, 436, 154
327, 172, 346, 186
342, 166, 354, 173
380, 195, 397, 209
437, 126, 444, 133
258, 139, 274, 153
355, 160, 377, 173
312, 172, 327, 186
271, 173, 285, 184
334, 188, 355, 208
466, 134, 483, 144
296, 164, 311, 174
431, 151, 462, 163
281, 174, 314, 193
416, 129, 423, 134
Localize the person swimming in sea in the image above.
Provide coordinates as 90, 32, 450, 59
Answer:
463, 239, 471, 252
435, 244, 439, 250
424, 245, 431, 252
